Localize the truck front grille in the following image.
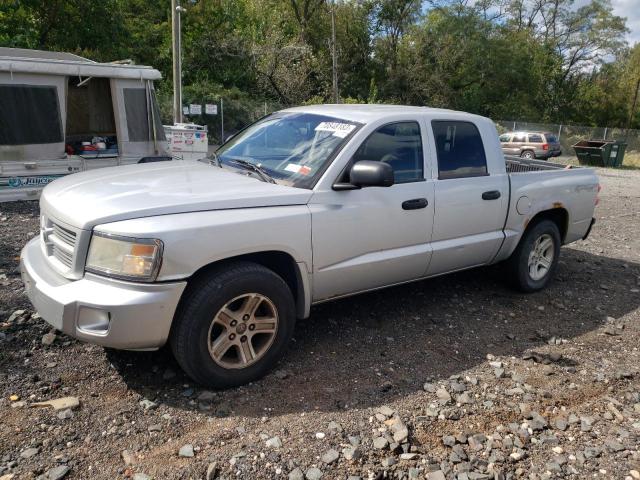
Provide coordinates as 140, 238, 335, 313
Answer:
40, 214, 86, 278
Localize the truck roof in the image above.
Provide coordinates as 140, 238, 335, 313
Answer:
280, 104, 487, 124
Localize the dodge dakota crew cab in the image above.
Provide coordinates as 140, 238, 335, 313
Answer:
21, 105, 599, 387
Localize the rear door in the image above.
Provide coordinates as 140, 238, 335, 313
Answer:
510, 132, 526, 155
426, 119, 509, 275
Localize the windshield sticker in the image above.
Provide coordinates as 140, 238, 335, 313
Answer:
285, 163, 301, 173
315, 122, 356, 138
284, 163, 313, 175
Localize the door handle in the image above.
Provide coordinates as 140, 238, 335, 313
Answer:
402, 198, 428, 210
482, 190, 501, 200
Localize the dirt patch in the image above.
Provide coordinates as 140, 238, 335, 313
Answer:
1, 167, 639, 479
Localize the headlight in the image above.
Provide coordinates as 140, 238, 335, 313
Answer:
86, 232, 163, 282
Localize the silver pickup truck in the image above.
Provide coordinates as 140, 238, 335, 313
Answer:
20, 105, 599, 387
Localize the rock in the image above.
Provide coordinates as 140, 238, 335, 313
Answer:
400, 453, 418, 460
20, 447, 39, 459
381, 457, 397, 467
178, 444, 194, 457
305, 467, 323, 480
629, 470, 640, 480
442, 435, 456, 447
32, 396, 80, 411
148, 424, 161, 432
468, 433, 486, 451
321, 449, 339, 464
436, 388, 451, 403
289, 468, 304, 480
457, 392, 473, 404
494, 368, 506, 378
554, 418, 568, 431
450, 381, 466, 393
41, 332, 56, 345
7, 310, 25, 323
423, 382, 436, 393
376, 405, 395, 417
541, 364, 555, 376
604, 438, 624, 452
56, 408, 73, 420
266, 436, 282, 448
315, 432, 325, 439
327, 421, 342, 432
44, 466, 70, 480
342, 446, 361, 460
373, 437, 389, 449
122, 450, 135, 465
132, 475, 151, 480
580, 416, 595, 432
389, 417, 409, 443
206, 462, 218, 480
139, 399, 157, 410
489, 361, 503, 368
427, 471, 446, 480
10, 401, 26, 409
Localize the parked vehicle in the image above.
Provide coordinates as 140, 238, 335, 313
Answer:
0, 47, 169, 202
21, 105, 598, 387
499, 131, 562, 159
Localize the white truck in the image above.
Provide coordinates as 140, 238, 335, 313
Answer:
20, 105, 599, 387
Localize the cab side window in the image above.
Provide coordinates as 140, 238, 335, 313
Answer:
512, 133, 526, 142
351, 121, 424, 183
432, 120, 488, 180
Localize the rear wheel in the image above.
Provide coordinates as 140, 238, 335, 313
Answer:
170, 262, 296, 388
520, 150, 535, 159
506, 219, 561, 292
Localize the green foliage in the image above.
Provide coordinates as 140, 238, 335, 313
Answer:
0, 0, 636, 127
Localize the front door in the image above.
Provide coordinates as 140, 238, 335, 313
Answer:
427, 120, 509, 275
310, 121, 435, 301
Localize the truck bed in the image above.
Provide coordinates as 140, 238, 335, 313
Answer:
505, 155, 572, 173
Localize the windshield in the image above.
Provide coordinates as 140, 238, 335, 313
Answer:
215, 112, 360, 188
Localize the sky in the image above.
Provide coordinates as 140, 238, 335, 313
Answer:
612, 0, 640, 45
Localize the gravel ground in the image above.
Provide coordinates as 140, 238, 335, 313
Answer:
1, 167, 639, 480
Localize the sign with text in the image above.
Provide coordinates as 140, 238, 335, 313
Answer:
205, 104, 218, 115
189, 104, 202, 115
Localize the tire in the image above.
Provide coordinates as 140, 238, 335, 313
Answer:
170, 261, 296, 388
506, 219, 561, 292
520, 150, 535, 159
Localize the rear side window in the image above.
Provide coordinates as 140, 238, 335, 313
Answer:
0, 85, 63, 145
352, 121, 424, 183
124, 88, 150, 142
528, 134, 543, 143
432, 121, 488, 180
499, 134, 511, 143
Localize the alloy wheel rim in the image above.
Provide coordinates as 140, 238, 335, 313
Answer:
207, 293, 278, 369
527, 233, 554, 281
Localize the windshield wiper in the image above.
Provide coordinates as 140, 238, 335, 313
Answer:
227, 158, 277, 184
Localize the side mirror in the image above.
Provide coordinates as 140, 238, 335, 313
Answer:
349, 161, 394, 187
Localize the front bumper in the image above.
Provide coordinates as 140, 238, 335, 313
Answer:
20, 237, 187, 350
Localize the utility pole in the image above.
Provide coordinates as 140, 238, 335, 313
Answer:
627, 77, 640, 134
172, 0, 184, 124
331, 1, 339, 103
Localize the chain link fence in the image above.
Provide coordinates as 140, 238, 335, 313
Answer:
177, 98, 283, 146
496, 120, 640, 167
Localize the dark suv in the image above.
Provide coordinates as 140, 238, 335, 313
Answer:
499, 131, 562, 160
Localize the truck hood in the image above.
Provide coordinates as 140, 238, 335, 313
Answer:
41, 160, 313, 229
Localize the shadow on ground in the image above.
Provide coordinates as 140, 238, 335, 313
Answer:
105, 246, 640, 417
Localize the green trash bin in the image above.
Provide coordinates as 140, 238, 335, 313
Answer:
573, 140, 627, 167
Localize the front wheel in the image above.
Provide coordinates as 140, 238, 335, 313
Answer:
506, 220, 561, 292
170, 262, 296, 388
